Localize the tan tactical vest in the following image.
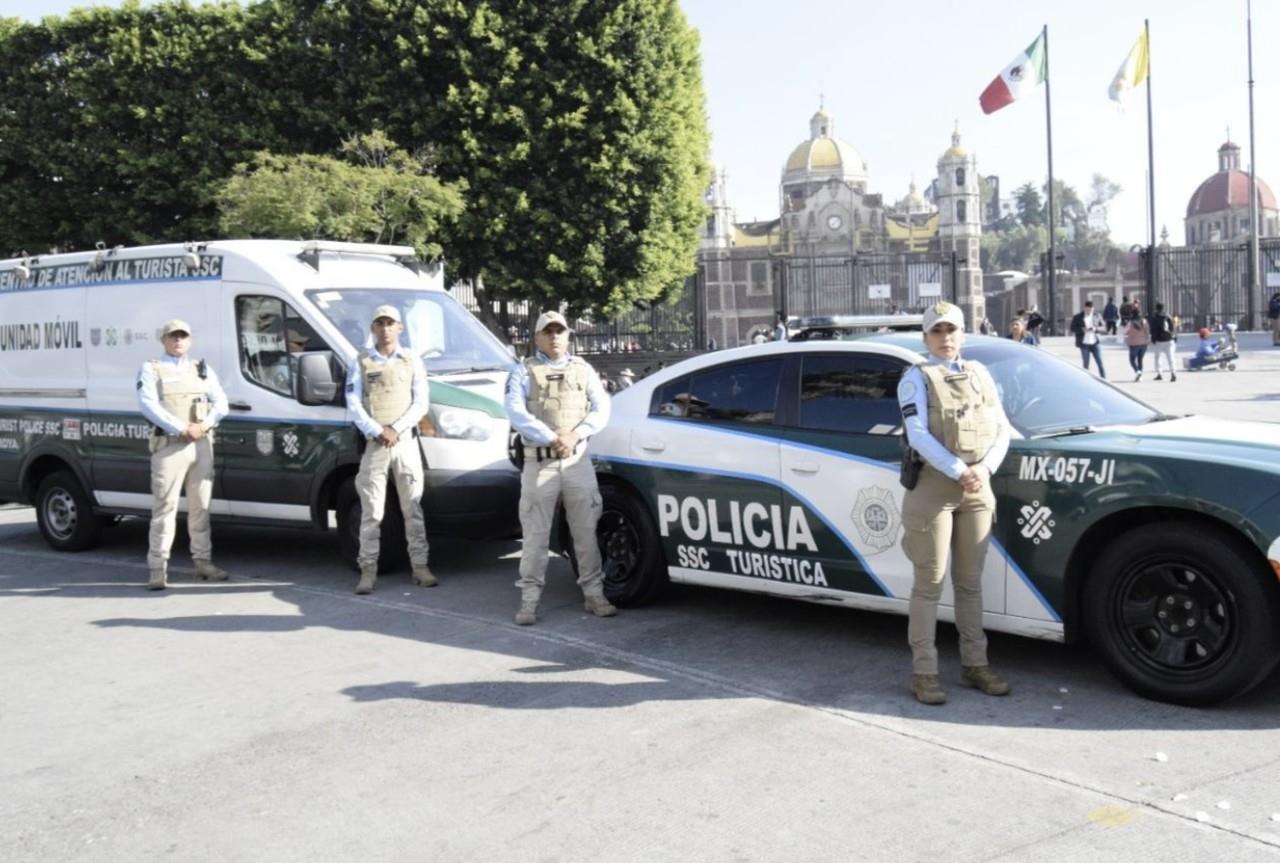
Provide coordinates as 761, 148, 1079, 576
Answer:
360, 352, 414, 426
525, 356, 591, 433
149, 359, 209, 425
919, 361, 1001, 465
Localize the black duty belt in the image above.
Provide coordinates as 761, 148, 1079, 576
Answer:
522, 441, 583, 463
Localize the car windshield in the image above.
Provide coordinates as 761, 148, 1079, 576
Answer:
960, 340, 1160, 436
305, 288, 512, 374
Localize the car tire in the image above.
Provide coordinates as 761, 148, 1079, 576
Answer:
595, 483, 668, 607
336, 477, 409, 574
1085, 523, 1280, 705
35, 470, 104, 552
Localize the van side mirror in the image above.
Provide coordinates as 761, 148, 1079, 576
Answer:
297, 353, 339, 406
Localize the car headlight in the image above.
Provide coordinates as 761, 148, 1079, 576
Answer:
427, 406, 492, 441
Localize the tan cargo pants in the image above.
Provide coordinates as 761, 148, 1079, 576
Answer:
517, 449, 604, 599
147, 435, 214, 569
900, 466, 994, 675
356, 434, 430, 568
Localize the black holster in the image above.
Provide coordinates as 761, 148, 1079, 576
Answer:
899, 435, 923, 490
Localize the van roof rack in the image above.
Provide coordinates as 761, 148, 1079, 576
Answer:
297, 241, 419, 271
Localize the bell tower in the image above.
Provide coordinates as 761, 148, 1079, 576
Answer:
936, 125, 984, 330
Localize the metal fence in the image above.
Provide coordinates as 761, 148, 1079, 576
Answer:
447, 278, 704, 355
1147, 239, 1280, 331
779, 253, 957, 319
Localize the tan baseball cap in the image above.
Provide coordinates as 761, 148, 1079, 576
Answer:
535, 310, 571, 333
161, 319, 192, 337
371, 304, 402, 324
923, 301, 965, 332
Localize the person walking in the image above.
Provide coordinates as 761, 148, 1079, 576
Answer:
346, 305, 435, 594
505, 311, 616, 626
1125, 312, 1151, 380
616, 368, 635, 390
1070, 301, 1106, 378
897, 302, 1012, 706
773, 311, 788, 342
1148, 302, 1178, 382
1102, 298, 1119, 336
137, 319, 230, 590
1119, 295, 1135, 329
1268, 291, 1280, 346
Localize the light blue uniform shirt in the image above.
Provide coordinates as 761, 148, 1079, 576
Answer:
504, 352, 610, 446
345, 347, 430, 439
136, 355, 228, 435
897, 353, 1011, 481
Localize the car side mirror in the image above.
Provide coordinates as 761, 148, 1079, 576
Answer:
297, 353, 339, 406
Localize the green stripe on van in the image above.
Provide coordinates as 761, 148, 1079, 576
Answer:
428, 379, 506, 419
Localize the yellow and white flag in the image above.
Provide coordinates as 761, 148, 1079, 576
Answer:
1108, 31, 1150, 104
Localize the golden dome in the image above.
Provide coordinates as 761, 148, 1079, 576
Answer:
782, 107, 868, 182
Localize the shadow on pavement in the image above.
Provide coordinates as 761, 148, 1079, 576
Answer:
3, 511, 1279, 730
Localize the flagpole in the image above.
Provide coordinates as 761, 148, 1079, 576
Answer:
1247, 0, 1260, 329
1145, 19, 1156, 250
1043, 24, 1057, 334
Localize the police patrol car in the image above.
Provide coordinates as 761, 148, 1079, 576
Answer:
0, 241, 518, 568
584, 328, 1280, 705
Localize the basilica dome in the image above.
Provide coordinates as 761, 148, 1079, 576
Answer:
1186, 142, 1275, 217
781, 108, 868, 189
1183, 140, 1280, 245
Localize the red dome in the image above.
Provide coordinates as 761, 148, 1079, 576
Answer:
1186, 170, 1276, 218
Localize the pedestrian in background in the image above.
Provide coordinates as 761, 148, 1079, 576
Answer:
1070, 301, 1106, 378
137, 319, 230, 590
1103, 298, 1119, 336
773, 311, 788, 342
1148, 302, 1178, 382
346, 305, 435, 595
896, 302, 1012, 706
616, 368, 635, 390
505, 311, 617, 627
1125, 312, 1150, 381
1268, 291, 1280, 346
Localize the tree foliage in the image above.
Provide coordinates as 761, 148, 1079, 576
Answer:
0, 0, 710, 318
982, 175, 1124, 273
217, 131, 465, 258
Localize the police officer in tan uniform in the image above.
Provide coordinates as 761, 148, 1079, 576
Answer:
504, 311, 616, 626
137, 319, 230, 590
346, 305, 434, 594
897, 302, 1012, 705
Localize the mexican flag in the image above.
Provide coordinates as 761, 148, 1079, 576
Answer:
979, 32, 1047, 114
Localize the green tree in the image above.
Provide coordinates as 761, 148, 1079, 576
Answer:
1014, 182, 1044, 227
217, 131, 466, 258
299, 0, 711, 318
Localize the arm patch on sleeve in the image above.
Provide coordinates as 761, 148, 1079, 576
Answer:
901, 403, 918, 418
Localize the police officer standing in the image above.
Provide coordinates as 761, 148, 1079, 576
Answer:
897, 302, 1012, 705
505, 311, 616, 626
346, 305, 435, 594
137, 319, 230, 590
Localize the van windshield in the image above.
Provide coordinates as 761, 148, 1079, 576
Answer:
305, 288, 512, 374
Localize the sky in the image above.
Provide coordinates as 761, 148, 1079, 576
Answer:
8, 0, 1276, 248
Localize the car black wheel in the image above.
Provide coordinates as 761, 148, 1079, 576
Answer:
336, 477, 408, 574
1086, 523, 1280, 705
35, 470, 104, 552
596, 483, 668, 607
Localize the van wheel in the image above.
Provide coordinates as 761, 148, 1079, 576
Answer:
336, 477, 408, 574
35, 470, 104, 551
597, 483, 668, 607
1085, 523, 1280, 705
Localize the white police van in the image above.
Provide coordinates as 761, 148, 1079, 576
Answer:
0, 240, 518, 566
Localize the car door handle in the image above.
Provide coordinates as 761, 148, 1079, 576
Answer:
639, 438, 666, 453
229, 401, 252, 411
789, 461, 820, 475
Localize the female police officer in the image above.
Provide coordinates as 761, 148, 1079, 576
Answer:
897, 302, 1012, 705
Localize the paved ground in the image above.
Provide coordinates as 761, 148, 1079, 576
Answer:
2, 339, 1279, 862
